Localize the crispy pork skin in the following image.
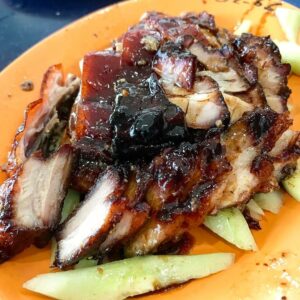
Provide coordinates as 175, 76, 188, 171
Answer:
0, 145, 73, 263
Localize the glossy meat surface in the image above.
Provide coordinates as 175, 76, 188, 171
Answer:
0, 146, 73, 262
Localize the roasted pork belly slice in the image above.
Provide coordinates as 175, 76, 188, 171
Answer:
232, 34, 291, 113
153, 41, 196, 90
0, 145, 73, 263
55, 164, 152, 267
97, 166, 151, 255
54, 167, 128, 268
198, 70, 249, 93
7, 65, 79, 174
163, 76, 229, 130
189, 42, 228, 72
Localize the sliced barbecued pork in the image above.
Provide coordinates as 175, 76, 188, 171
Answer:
269, 130, 300, 181
125, 108, 293, 256
0, 145, 73, 263
216, 108, 291, 209
7, 65, 80, 175
232, 33, 291, 113
162, 76, 230, 130
152, 41, 197, 90
125, 138, 231, 256
54, 166, 151, 268
70, 50, 187, 160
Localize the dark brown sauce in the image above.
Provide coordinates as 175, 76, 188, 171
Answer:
201, 0, 207, 4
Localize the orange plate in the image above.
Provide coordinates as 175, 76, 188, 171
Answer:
0, 0, 300, 299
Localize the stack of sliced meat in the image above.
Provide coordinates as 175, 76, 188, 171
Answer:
1, 11, 299, 267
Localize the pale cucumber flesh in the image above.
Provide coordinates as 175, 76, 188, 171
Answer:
24, 254, 234, 300
246, 199, 264, 220
254, 190, 283, 213
275, 7, 300, 43
204, 208, 257, 251
283, 171, 300, 201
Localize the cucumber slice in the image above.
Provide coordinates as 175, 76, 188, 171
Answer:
246, 199, 264, 220
283, 171, 300, 201
275, 7, 300, 43
234, 20, 252, 35
274, 40, 300, 75
254, 190, 283, 213
24, 254, 234, 300
60, 189, 80, 223
75, 258, 98, 269
204, 208, 257, 251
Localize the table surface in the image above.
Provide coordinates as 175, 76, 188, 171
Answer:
0, 0, 299, 71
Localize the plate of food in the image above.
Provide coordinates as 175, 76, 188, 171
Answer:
0, 0, 300, 299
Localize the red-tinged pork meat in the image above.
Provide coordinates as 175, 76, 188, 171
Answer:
162, 76, 230, 130
152, 41, 197, 90
232, 33, 291, 113
269, 130, 300, 181
0, 145, 73, 263
121, 29, 162, 66
70, 51, 187, 160
54, 166, 151, 268
7, 65, 80, 175
216, 108, 291, 209
125, 138, 231, 256
125, 108, 292, 256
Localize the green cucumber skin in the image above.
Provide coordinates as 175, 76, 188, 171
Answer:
24, 254, 234, 300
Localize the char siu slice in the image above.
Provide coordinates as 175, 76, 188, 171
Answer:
232, 34, 291, 113
54, 166, 150, 268
162, 76, 230, 130
7, 65, 79, 175
216, 108, 292, 209
0, 145, 73, 263
125, 108, 293, 256
125, 138, 231, 256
